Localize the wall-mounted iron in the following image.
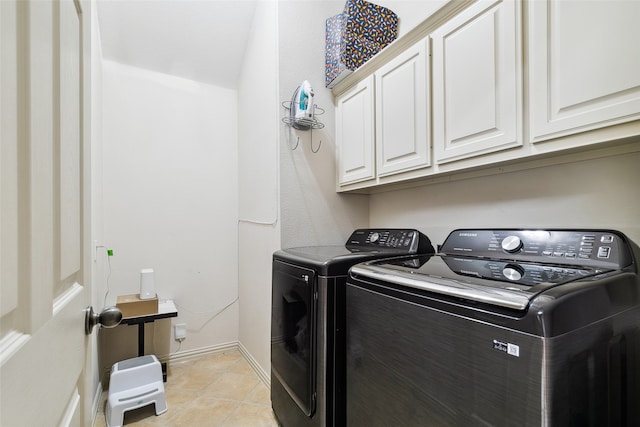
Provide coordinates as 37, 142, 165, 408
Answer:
282, 80, 325, 153
291, 80, 315, 129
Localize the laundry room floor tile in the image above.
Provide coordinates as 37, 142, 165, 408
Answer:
94, 349, 278, 427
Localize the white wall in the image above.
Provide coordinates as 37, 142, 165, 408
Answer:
278, 0, 369, 249
99, 60, 239, 371
275, 0, 452, 249
370, 151, 640, 245
237, 0, 415, 376
237, 0, 281, 378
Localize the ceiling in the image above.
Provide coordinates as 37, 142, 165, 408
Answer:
96, 0, 258, 88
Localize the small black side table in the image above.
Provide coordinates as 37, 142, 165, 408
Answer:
120, 299, 178, 381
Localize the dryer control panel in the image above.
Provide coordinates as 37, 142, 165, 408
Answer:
346, 229, 434, 254
441, 229, 633, 269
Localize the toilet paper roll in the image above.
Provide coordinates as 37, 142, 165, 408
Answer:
139, 268, 156, 300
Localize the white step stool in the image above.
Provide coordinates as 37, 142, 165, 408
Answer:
106, 355, 167, 427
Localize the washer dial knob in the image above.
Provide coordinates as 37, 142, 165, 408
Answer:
502, 264, 524, 281
370, 232, 380, 243
501, 235, 523, 253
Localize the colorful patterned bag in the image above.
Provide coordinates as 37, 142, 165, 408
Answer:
325, 0, 398, 88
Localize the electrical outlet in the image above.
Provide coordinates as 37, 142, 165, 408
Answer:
174, 323, 187, 341
93, 240, 100, 262
93, 241, 111, 262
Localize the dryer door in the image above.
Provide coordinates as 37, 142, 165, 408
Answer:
272, 260, 317, 417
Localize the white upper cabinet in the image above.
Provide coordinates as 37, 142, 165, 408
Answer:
528, 0, 640, 142
375, 39, 430, 176
333, 0, 640, 192
432, 0, 522, 163
336, 75, 375, 185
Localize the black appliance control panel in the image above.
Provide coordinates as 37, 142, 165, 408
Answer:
346, 229, 434, 254
441, 229, 633, 269
442, 257, 602, 287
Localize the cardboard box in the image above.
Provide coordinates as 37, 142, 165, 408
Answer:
325, 0, 398, 88
116, 294, 158, 318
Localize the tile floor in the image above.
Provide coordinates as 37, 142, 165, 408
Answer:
94, 349, 279, 426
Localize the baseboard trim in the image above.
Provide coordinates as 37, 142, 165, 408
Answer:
158, 340, 239, 365
238, 342, 270, 387
157, 341, 270, 387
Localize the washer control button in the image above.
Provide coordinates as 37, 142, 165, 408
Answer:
597, 246, 611, 258
501, 235, 523, 253
503, 264, 524, 281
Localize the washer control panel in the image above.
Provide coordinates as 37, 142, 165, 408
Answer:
442, 257, 602, 287
440, 229, 633, 269
346, 229, 434, 254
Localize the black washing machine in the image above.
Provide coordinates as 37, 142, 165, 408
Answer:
271, 229, 434, 427
346, 229, 640, 426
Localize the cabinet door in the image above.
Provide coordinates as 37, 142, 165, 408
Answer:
432, 0, 521, 163
336, 75, 375, 185
375, 39, 430, 177
528, 0, 640, 142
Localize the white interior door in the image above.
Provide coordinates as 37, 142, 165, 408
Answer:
1, 0, 90, 425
